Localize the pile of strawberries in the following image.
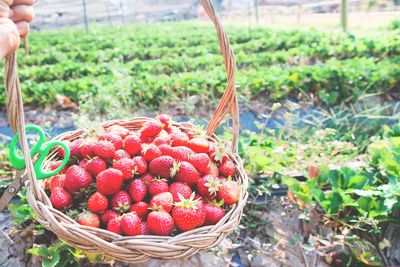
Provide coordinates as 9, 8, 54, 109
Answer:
45, 114, 241, 236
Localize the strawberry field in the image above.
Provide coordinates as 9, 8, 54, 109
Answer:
0, 20, 399, 267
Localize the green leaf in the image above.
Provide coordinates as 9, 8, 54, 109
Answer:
42, 252, 60, 267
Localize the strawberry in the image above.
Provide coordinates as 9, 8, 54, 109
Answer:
113, 158, 135, 180
141, 119, 162, 137
149, 156, 174, 178
209, 144, 228, 163
107, 217, 122, 234
197, 175, 222, 200
111, 190, 132, 212
88, 192, 109, 213
141, 144, 162, 161
92, 140, 115, 159
128, 179, 147, 203
203, 203, 225, 225
50, 187, 72, 210
80, 141, 96, 158
124, 134, 142, 155
172, 193, 206, 232
60, 139, 82, 159
150, 192, 173, 212
189, 153, 211, 174
49, 174, 66, 192
139, 172, 154, 186
130, 201, 150, 220
158, 144, 174, 156
106, 125, 129, 139
98, 133, 123, 150
140, 221, 150, 235
96, 168, 123, 196
132, 156, 148, 175
157, 114, 172, 128
170, 161, 200, 187
64, 165, 93, 194
77, 212, 100, 228
100, 210, 118, 225
153, 133, 171, 146
194, 194, 206, 204
169, 182, 192, 203
148, 178, 169, 196
217, 180, 240, 205
85, 157, 107, 177
78, 158, 88, 168
120, 213, 141, 236
113, 149, 131, 161
147, 210, 174, 236
170, 131, 189, 146
170, 146, 193, 161
140, 134, 155, 144
49, 160, 68, 174
187, 137, 209, 153
308, 165, 319, 178
204, 162, 219, 176
218, 160, 235, 177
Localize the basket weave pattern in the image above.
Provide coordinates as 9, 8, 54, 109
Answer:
3, 0, 249, 263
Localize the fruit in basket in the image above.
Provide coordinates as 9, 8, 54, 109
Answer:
44, 114, 241, 236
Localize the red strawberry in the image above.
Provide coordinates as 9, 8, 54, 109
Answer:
85, 157, 107, 177
219, 160, 235, 177
113, 158, 135, 180
149, 156, 174, 178
78, 158, 88, 168
140, 221, 150, 235
50, 187, 72, 210
204, 162, 219, 176
49, 174, 66, 192
189, 153, 211, 174
209, 144, 228, 163
124, 134, 142, 155
170, 146, 193, 161
172, 194, 206, 232
130, 201, 150, 220
170, 161, 200, 187
169, 182, 192, 203
187, 137, 209, 153
49, 160, 68, 174
194, 194, 206, 204
149, 178, 169, 196
217, 180, 240, 205
107, 217, 122, 234
77, 212, 100, 228
132, 156, 148, 175
64, 165, 93, 194
139, 172, 154, 186
308, 165, 319, 178
170, 131, 189, 146
157, 114, 172, 128
128, 179, 147, 202
107, 125, 129, 139
113, 149, 131, 161
197, 175, 222, 200
141, 119, 162, 137
147, 210, 174, 236
141, 144, 162, 161
158, 144, 174, 155
153, 133, 171, 146
120, 213, 141, 236
111, 190, 132, 212
140, 134, 155, 144
98, 133, 123, 150
80, 141, 95, 158
96, 168, 123, 195
92, 140, 115, 159
203, 203, 225, 225
61, 139, 82, 159
101, 210, 118, 225
150, 192, 173, 212
88, 192, 109, 213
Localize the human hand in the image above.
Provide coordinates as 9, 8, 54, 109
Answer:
0, 0, 35, 59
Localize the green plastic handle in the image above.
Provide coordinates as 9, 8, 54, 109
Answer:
9, 124, 70, 179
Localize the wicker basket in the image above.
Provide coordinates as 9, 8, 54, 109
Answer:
2, 0, 249, 263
